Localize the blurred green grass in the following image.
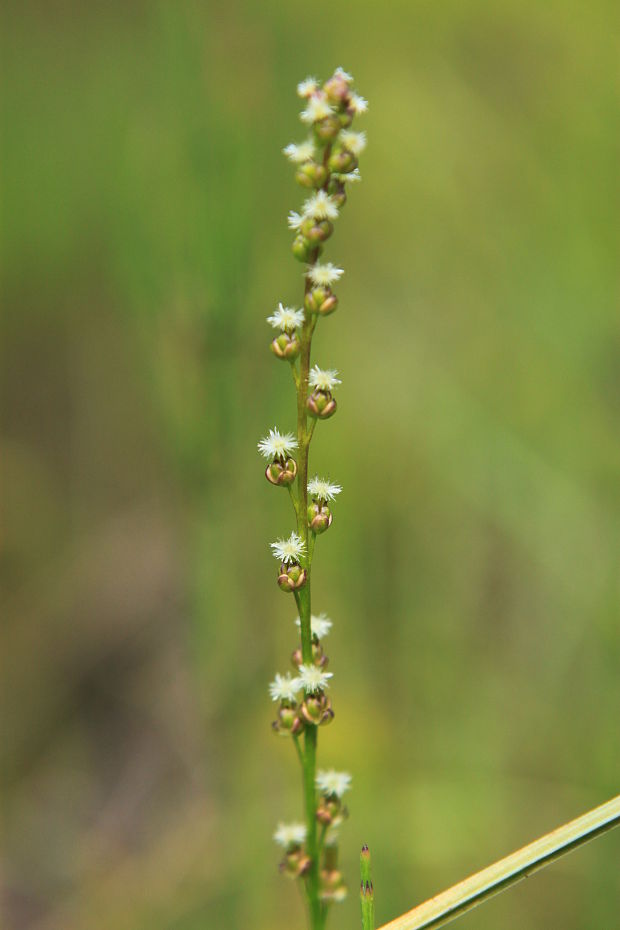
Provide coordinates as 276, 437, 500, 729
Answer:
1, 2, 618, 929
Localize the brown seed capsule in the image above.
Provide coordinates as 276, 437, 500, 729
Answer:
277, 562, 307, 593
295, 162, 328, 189
265, 457, 297, 487
291, 641, 328, 670
272, 704, 304, 736
328, 150, 358, 174
314, 115, 341, 142
305, 286, 338, 316
301, 692, 334, 726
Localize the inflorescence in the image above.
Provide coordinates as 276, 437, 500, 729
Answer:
258, 66, 366, 922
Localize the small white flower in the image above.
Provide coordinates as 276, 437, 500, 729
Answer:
282, 139, 316, 163
309, 366, 341, 392
300, 94, 334, 125
302, 190, 339, 221
339, 130, 367, 156
334, 67, 353, 82
295, 612, 333, 639
316, 769, 352, 798
308, 477, 342, 502
332, 887, 348, 902
308, 263, 344, 287
349, 92, 368, 114
297, 76, 318, 98
287, 210, 303, 231
257, 428, 298, 460
273, 822, 307, 847
297, 664, 333, 693
267, 303, 305, 331
271, 532, 306, 564
269, 672, 301, 703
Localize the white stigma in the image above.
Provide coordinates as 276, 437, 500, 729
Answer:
269, 672, 301, 703
297, 664, 333, 693
287, 210, 303, 231
302, 190, 339, 221
300, 94, 334, 125
349, 92, 368, 114
257, 427, 298, 460
340, 130, 367, 156
273, 821, 307, 847
266, 303, 305, 331
308, 477, 343, 502
297, 77, 318, 98
295, 612, 333, 639
316, 769, 352, 798
282, 139, 316, 163
309, 366, 341, 392
270, 532, 306, 564
308, 263, 344, 286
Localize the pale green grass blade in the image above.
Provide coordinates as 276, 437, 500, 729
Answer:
378, 795, 620, 930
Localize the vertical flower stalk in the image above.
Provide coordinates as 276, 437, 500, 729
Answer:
259, 68, 368, 930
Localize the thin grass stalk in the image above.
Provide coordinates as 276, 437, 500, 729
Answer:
378, 794, 620, 930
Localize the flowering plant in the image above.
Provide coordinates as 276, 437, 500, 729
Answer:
258, 67, 367, 930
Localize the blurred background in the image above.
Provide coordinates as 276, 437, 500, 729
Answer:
2, 1, 618, 928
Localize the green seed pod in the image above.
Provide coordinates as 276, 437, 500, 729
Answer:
308, 501, 332, 534
301, 692, 334, 726
277, 562, 307, 593
328, 150, 358, 174
292, 235, 312, 262
295, 162, 328, 188
305, 285, 338, 316
270, 332, 300, 361
307, 390, 337, 420
265, 457, 297, 487
314, 115, 341, 142
300, 217, 333, 244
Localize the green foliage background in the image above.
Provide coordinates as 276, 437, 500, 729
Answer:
2, 2, 618, 928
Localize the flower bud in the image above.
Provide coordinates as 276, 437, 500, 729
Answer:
316, 796, 348, 827
301, 692, 334, 726
265, 456, 297, 487
314, 115, 341, 143
304, 286, 338, 317
272, 704, 304, 735
324, 73, 350, 104
338, 109, 354, 129
307, 390, 337, 420
320, 867, 344, 891
328, 150, 358, 174
308, 501, 332, 534
277, 562, 307, 593
281, 849, 312, 878
291, 235, 313, 262
300, 217, 333, 244
295, 162, 328, 189
270, 332, 300, 361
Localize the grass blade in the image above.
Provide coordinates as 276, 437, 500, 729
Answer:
378, 794, 620, 930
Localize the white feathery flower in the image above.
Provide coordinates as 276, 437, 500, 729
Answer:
349, 92, 368, 114
266, 303, 305, 331
297, 76, 318, 98
271, 532, 306, 564
308, 477, 343, 502
300, 94, 334, 125
308, 262, 344, 286
269, 672, 301, 703
273, 822, 307, 847
309, 366, 341, 392
257, 427, 298, 460
302, 190, 339, 221
297, 664, 333, 693
340, 130, 367, 156
332, 887, 348, 902
295, 612, 333, 639
287, 210, 303, 231
316, 769, 352, 798
282, 139, 316, 163
334, 67, 353, 82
